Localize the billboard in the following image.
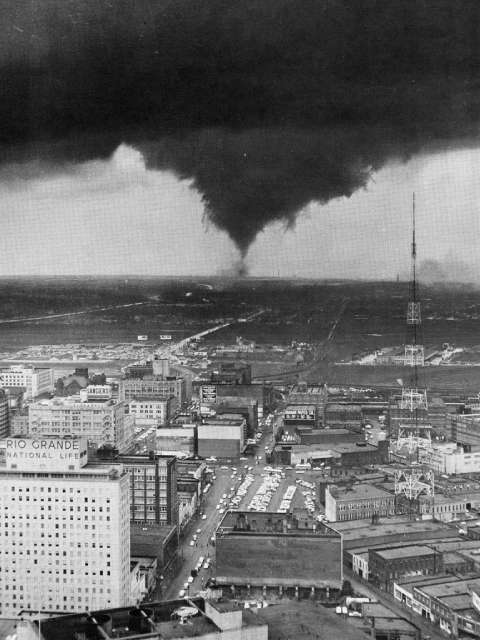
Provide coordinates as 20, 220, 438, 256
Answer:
4, 437, 88, 471
215, 533, 341, 587
200, 385, 217, 405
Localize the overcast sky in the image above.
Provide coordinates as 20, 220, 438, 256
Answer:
0, 142, 478, 280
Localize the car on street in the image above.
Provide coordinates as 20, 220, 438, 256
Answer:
189, 540, 195, 546
187, 576, 194, 584
179, 589, 186, 597
196, 528, 202, 534
202, 514, 207, 520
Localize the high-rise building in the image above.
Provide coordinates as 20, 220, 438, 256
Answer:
0, 365, 55, 400
118, 454, 177, 526
0, 390, 9, 438
0, 436, 131, 615
28, 397, 134, 452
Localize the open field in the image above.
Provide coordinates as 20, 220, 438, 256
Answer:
2, 277, 480, 391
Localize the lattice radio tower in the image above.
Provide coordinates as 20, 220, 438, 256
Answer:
394, 194, 432, 456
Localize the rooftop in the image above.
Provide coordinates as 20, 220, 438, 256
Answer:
438, 594, 473, 611
35, 598, 264, 640
330, 484, 392, 500
256, 600, 366, 640
417, 577, 480, 599
218, 510, 340, 538
372, 545, 436, 560
333, 516, 456, 544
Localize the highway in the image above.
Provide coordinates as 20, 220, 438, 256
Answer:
252, 298, 349, 381
0, 301, 153, 324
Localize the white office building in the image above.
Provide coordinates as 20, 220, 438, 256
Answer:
28, 397, 134, 452
0, 436, 131, 615
128, 396, 177, 427
0, 365, 55, 400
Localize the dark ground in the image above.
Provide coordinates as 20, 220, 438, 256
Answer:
1, 277, 480, 391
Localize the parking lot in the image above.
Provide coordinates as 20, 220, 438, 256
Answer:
214, 463, 322, 518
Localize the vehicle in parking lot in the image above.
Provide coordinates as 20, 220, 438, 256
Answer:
202, 514, 207, 520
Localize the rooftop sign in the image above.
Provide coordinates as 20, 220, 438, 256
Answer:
4, 437, 88, 471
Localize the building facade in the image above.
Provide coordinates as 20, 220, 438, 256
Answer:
0, 436, 131, 615
197, 417, 246, 458
369, 545, 443, 592
28, 398, 134, 452
118, 454, 177, 526
120, 377, 184, 404
0, 390, 9, 438
128, 396, 177, 427
325, 484, 395, 522
0, 365, 55, 400
450, 413, 480, 449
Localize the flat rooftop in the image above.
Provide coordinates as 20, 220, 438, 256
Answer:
331, 484, 392, 500
218, 510, 340, 538
331, 443, 378, 454
333, 516, 456, 544
35, 598, 263, 640
372, 545, 436, 560
417, 577, 480, 599
256, 601, 366, 640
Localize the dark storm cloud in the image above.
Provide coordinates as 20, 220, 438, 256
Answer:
139, 126, 400, 254
2, 0, 480, 251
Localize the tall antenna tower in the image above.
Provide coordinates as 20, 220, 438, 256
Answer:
391, 195, 432, 458
401, 193, 427, 412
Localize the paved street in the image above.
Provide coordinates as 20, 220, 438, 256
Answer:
165, 426, 274, 599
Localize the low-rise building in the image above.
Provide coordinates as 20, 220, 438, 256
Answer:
420, 441, 480, 475
325, 483, 395, 522
215, 510, 342, 595
120, 376, 185, 404
369, 545, 444, 591
155, 426, 195, 456
29, 597, 268, 640
394, 574, 480, 638
128, 396, 177, 427
197, 416, 246, 458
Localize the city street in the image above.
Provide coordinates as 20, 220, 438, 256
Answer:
165, 426, 274, 599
